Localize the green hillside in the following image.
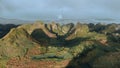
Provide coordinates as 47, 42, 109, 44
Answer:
0, 22, 120, 68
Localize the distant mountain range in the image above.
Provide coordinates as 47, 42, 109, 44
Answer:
44, 18, 120, 24
0, 17, 33, 24
0, 17, 120, 24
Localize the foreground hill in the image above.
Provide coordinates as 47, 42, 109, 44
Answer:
0, 21, 120, 68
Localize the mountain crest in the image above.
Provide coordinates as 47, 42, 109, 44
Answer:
3, 28, 30, 40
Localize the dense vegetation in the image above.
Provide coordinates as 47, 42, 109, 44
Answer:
0, 21, 120, 68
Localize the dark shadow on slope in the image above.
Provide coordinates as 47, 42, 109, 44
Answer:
30, 24, 95, 67
65, 43, 107, 68
0, 24, 19, 38
31, 28, 90, 47
45, 24, 58, 36
107, 33, 120, 43
66, 49, 94, 68
31, 23, 78, 47
66, 34, 120, 68
31, 29, 50, 45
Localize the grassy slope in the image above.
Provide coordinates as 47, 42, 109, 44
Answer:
0, 22, 119, 68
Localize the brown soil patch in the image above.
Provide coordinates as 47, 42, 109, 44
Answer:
6, 57, 70, 68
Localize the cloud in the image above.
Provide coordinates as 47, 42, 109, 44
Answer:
0, 0, 120, 20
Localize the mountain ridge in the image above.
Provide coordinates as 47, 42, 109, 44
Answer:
0, 17, 33, 24
0, 21, 119, 68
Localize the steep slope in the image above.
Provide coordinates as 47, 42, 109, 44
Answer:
0, 27, 40, 58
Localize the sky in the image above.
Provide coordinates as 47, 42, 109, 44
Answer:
0, 0, 120, 21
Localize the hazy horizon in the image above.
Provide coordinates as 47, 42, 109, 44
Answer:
0, 0, 120, 23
